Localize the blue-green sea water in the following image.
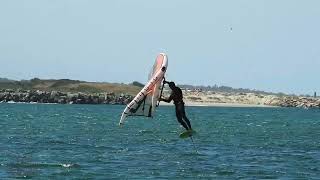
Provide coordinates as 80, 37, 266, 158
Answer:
0, 104, 319, 179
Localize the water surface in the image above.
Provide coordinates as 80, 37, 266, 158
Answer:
0, 104, 319, 179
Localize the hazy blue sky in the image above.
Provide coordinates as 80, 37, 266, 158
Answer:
0, 0, 319, 94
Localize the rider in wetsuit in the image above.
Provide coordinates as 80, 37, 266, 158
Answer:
159, 81, 192, 131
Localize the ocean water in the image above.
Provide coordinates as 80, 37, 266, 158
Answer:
0, 104, 319, 179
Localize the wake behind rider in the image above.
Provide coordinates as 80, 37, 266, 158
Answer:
159, 81, 192, 131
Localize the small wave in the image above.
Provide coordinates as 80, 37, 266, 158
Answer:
60, 163, 79, 168
138, 130, 154, 134
76, 121, 88, 125
7, 162, 80, 169
27, 114, 34, 118
33, 138, 67, 145
115, 148, 129, 153
47, 139, 67, 145
158, 138, 168, 143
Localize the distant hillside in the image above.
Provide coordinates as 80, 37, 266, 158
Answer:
0, 78, 14, 83
0, 78, 142, 96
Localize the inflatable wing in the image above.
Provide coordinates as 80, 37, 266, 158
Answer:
119, 53, 168, 126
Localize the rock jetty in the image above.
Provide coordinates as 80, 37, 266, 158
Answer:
0, 89, 133, 105
273, 96, 320, 108
1, 89, 319, 108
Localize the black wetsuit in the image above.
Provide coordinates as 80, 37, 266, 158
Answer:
164, 86, 192, 130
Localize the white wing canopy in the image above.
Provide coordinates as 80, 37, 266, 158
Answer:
119, 53, 168, 125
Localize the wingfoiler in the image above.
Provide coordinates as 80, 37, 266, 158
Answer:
119, 53, 168, 126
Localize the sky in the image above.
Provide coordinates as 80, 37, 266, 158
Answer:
0, 0, 319, 95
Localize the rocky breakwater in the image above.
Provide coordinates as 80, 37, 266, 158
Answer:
0, 89, 133, 105
274, 96, 320, 108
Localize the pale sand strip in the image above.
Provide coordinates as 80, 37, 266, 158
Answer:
159, 101, 277, 108
158, 91, 280, 107
185, 102, 277, 107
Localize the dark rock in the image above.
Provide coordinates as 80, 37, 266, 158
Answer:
0, 89, 134, 105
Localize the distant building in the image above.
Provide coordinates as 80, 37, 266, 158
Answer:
314, 91, 317, 98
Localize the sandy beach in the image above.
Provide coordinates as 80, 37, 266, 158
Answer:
159, 90, 320, 108
159, 101, 276, 107
159, 90, 281, 107
183, 101, 277, 107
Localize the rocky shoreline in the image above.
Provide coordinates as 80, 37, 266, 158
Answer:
1, 89, 320, 108
0, 89, 133, 105
274, 96, 320, 108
